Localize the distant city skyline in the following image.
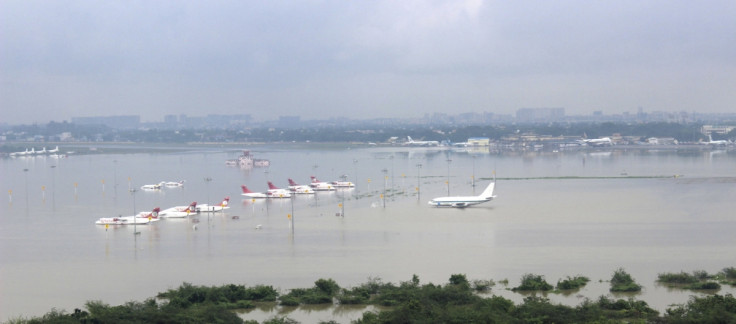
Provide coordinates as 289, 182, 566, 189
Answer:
2, 1, 735, 124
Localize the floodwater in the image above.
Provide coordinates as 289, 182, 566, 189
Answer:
1, 144, 735, 322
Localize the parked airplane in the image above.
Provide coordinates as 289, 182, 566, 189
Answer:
287, 179, 315, 194
703, 135, 729, 146
48, 146, 59, 153
330, 175, 355, 188
309, 176, 336, 191
241, 185, 268, 199
162, 180, 185, 187
266, 182, 292, 198
95, 207, 161, 225
428, 181, 496, 208
140, 183, 162, 190
159, 202, 197, 218
580, 137, 613, 146
405, 136, 440, 147
197, 197, 230, 212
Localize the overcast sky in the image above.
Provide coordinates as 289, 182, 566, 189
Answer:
2, 0, 735, 124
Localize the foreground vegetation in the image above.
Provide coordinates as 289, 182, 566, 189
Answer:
8, 269, 736, 324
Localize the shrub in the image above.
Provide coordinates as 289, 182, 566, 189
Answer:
657, 271, 699, 284
314, 278, 340, 296
688, 282, 721, 290
513, 273, 553, 291
610, 268, 642, 292
448, 274, 469, 286
723, 267, 736, 279
278, 296, 300, 307
472, 279, 495, 292
556, 276, 590, 290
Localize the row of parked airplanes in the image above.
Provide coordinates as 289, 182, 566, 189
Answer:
241, 176, 354, 198
9, 146, 61, 156
96, 176, 355, 226
95, 197, 231, 226
96, 175, 499, 225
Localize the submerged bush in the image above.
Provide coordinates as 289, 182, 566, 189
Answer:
556, 275, 590, 290
723, 267, 736, 279
472, 279, 495, 292
512, 273, 553, 291
658, 271, 700, 284
610, 268, 642, 292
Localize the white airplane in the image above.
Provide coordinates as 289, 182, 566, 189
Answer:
266, 182, 292, 198
96, 207, 161, 225
162, 180, 185, 187
703, 135, 729, 146
9, 149, 29, 157
330, 176, 355, 188
159, 202, 197, 218
428, 181, 497, 208
309, 176, 336, 191
197, 197, 231, 213
48, 146, 59, 154
241, 185, 268, 199
140, 183, 162, 190
288, 179, 315, 194
580, 137, 613, 146
405, 136, 440, 147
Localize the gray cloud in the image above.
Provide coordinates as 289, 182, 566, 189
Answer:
1, 0, 734, 124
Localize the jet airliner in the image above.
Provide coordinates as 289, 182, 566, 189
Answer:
428, 181, 496, 208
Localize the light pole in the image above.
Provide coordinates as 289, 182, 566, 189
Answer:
416, 163, 422, 200
353, 159, 358, 191
23, 168, 29, 211
290, 195, 295, 234
204, 177, 212, 221
381, 168, 388, 208
50, 165, 56, 211
113, 159, 118, 198
130, 188, 139, 235
446, 158, 452, 195
390, 155, 394, 190
472, 155, 476, 188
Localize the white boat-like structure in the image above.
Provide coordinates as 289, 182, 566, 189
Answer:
159, 202, 197, 218
95, 208, 161, 225
196, 197, 231, 212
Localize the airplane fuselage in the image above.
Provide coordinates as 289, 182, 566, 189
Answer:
428, 197, 491, 208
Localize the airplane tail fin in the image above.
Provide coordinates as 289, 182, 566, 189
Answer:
407, 136, 413, 142
241, 185, 253, 193
480, 182, 496, 199
268, 181, 279, 190
222, 197, 229, 206
709, 134, 714, 142
288, 178, 298, 186
188, 202, 197, 211
151, 207, 161, 217
310, 176, 319, 183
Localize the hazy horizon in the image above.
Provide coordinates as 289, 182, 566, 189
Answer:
2, 1, 735, 124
